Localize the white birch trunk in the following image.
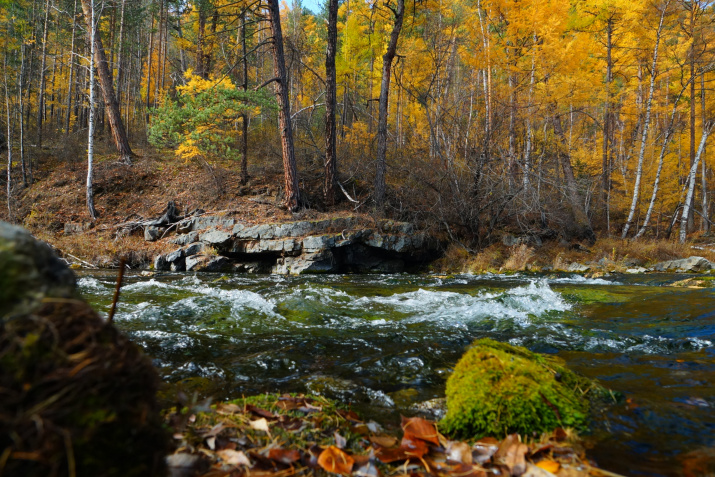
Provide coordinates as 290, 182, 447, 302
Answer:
4, 55, 13, 220
679, 122, 713, 243
635, 85, 688, 238
87, 0, 98, 219
621, 1, 669, 238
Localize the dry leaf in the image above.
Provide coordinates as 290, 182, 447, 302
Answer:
369, 435, 398, 448
400, 436, 429, 458
246, 404, 276, 419
249, 418, 271, 435
217, 449, 251, 467
446, 441, 473, 465
268, 447, 301, 465
334, 431, 347, 449
536, 460, 560, 473
400, 416, 440, 445
375, 447, 409, 464
216, 403, 241, 415
318, 446, 355, 475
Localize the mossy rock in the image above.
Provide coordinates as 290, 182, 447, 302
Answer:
441, 339, 605, 439
0, 300, 168, 477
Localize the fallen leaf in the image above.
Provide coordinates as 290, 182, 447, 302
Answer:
369, 435, 398, 448
375, 447, 409, 464
536, 460, 560, 473
216, 403, 241, 415
276, 416, 305, 431
354, 459, 381, 477
249, 418, 271, 435
400, 416, 440, 445
338, 409, 362, 422
318, 446, 355, 475
553, 428, 568, 442
400, 436, 429, 458
268, 448, 301, 465
446, 441, 472, 465
217, 449, 251, 467
497, 440, 528, 476
246, 404, 276, 419
206, 436, 216, 450
334, 431, 347, 449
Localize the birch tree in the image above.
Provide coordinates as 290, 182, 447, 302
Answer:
86, 0, 98, 219
679, 121, 713, 243
621, 0, 670, 238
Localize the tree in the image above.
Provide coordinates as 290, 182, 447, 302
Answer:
80, 0, 134, 163
324, 0, 338, 205
267, 0, 300, 211
86, 0, 98, 219
374, 0, 405, 212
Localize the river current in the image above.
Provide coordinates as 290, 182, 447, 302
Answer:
78, 271, 715, 476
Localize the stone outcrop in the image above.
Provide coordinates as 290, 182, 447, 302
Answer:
153, 216, 440, 274
652, 256, 713, 273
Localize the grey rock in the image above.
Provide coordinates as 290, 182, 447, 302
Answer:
567, 262, 591, 272
185, 254, 231, 272
624, 257, 645, 267
144, 225, 163, 242
169, 231, 199, 246
176, 218, 194, 234
272, 250, 337, 274
653, 256, 713, 272
183, 242, 206, 257
165, 248, 185, 272
154, 254, 169, 271
199, 228, 232, 246
191, 215, 235, 232
0, 222, 77, 316
302, 234, 338, 252
626, 267, 648, 274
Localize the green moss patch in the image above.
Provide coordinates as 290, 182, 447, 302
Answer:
441, 339, 607, 439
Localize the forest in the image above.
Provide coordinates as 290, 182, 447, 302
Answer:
0, 0, 714, 247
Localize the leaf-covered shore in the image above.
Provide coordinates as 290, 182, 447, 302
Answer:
166, 393, 623, 477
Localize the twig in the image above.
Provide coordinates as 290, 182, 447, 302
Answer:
107, 258, 127, 325
338, 181, 359, 204
65, 253, 98, 269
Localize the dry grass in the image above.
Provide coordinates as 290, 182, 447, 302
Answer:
502, 244, 535, 271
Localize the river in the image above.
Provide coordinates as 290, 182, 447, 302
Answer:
78, 271, 715, 477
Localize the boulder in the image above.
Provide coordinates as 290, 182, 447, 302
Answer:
199, 228, 232, 246
165, 248, 186, 272
653, 256, 713, 272
272, 250, 337, 274
185, 254, 231, 272
0, 222, 76, 316
144, 225, 163, 242
441, 338, 607, 438
169, 231, 199, 246
567, 262, 591, 272
0, 221, 168, 476
153, 253, 169, 271
183, 242, 206, 257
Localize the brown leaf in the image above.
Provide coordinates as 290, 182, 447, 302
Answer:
375, 447, 409, 464
354, 459, 381, 477
337, 409, 362, 422
495, 437, 529, 477
276, 416, 306, 431
268, 448, 301, 465
553, 428, 568, 442
246, 404, 276, 419
473, 439, 499, 465
400, 436, 429, 458
400, 416, 440, 445
317, 446, 355, 475
369, 435, 399, 448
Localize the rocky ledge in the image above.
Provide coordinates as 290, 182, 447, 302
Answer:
151, 216, 440, 274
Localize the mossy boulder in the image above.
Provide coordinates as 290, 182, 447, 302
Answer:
0, 222, 168, 476
0, 222, 76, 316
441, 338, 605, 438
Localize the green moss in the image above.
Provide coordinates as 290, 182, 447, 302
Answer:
441, 339, 605, 439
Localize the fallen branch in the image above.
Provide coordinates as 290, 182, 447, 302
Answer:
65, 253, 98, 269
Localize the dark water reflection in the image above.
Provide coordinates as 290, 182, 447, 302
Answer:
78, 271, 715, 476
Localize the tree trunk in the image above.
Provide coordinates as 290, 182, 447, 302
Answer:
553, 111, 596, 243
80, 0, 134, 163
267, 0, 300, 211
115, 0, 126, 105
37, 0, 51, 147
65, 0, 77, 135
680, 122, 713, 243
635, 85, 687, 238
87, 0, 98, 219
374, 0, 405, 212
602, 18, 613, 207
688, 3, 696, 231
701, 74, 709, 234
4, 54, 13, 221
240, 9, 249, 185
18, 45, 29, 186
621, 1, 668, 238
323, 0, 338, 206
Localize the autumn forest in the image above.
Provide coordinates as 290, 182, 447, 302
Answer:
1, 0, 714, 246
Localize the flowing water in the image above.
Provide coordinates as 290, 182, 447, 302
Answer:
78, 271, 715, 476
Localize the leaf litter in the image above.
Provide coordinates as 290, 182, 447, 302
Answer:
165, 393, 625, 477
